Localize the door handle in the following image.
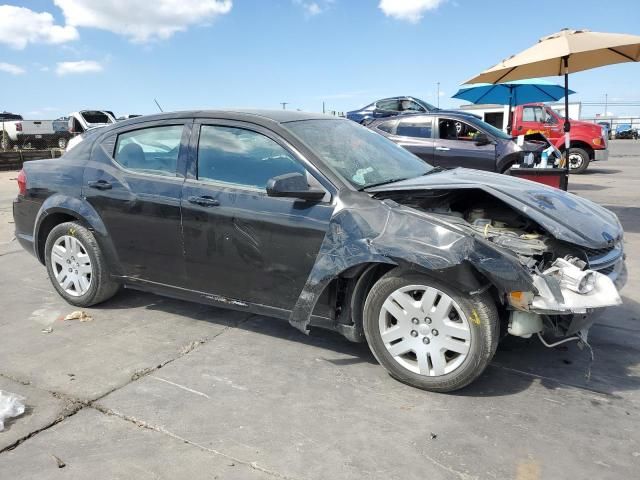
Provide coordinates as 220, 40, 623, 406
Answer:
188, 195, 219, 207
87, 180, 112, 190
435, 146, 450, 151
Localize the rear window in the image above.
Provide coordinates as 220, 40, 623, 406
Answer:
81, 111, 112, 124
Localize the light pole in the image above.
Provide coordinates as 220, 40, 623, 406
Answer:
604, 93, 608, 117
280, 102, 289, 110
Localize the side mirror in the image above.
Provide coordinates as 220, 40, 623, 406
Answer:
475, 132, 491, 146
266, 172, 326, 201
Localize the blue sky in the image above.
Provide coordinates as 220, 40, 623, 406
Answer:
1, 0, 639, 119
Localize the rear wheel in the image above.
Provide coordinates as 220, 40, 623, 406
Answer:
567, 147, 590, 174
363, 269, 499, 392
45, 222, 119, 307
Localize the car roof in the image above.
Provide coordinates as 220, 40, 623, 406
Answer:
370, 111, 479, 122
112, 109, 332, 127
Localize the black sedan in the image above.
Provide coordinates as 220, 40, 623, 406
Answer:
13, 110, 625, 392
367, 112, 544, 173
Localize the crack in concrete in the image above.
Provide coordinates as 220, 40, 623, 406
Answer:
90, 403, 303, 480
0, 313, 253, 456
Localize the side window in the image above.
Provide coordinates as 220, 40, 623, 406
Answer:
522, 106, 544, 122
114, 125, 183, 176
438, 119, 480, 141
197, 125, 306, 189
396, 117, 432, 138
376, 99, 400, 111
377, 120, 396, 134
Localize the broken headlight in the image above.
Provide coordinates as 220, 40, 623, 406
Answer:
547, 257, 596, 294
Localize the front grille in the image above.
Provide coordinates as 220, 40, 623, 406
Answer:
595, 264, 615, 275
583, 244, 615, 258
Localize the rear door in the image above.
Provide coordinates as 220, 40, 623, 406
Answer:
83, 120, 191, 285
180, 120, 335, 310
433, 117, 496, 171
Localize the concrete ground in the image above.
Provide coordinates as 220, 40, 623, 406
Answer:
0, 141, 638, 479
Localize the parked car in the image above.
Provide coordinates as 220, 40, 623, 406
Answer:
367, 112, 553, 173
614, 124, 638, 140
68, 110, 116, 134
597, 121, 612, 140
13, 110, 625, 392
509, 103, 608, 173
1, 115, 72, 150
346, 96, 470, 125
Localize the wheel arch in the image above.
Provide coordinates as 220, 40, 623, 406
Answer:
324, 260, 497, 343
34, 195, 122, 274
559, 140, 594, 159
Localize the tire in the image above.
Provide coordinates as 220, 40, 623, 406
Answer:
567, 147, 590, 174
57, 137, 67, 149
363, 269, 499, 392
45, 221, 119, 307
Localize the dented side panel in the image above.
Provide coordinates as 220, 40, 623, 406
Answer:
289, 190, 533, 333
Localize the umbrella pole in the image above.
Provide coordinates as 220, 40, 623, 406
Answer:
563, 56, 571, 171
506, 87, 513, 135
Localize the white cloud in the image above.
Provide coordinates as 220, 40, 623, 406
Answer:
0, 62, 26, 75
378, 0, 446, 22
0, 5, 78, 49
56, 60, 103, 76
54, 0, 232, 42
293, 0, 332, 17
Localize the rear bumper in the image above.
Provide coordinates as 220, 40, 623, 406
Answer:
594, 148, 609, 161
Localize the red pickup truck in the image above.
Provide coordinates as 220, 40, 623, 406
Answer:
510, 103, 608, 173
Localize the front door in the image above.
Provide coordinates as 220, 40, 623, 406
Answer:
83, 121, 190, 285
433, 117, 496, 171
180, 121, 334, 310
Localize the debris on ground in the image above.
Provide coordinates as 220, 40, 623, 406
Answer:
50, 454, 66, 468
64, 311, 92, 322
0, 390, 26, 431
41, 327, 53, 334
430, 433, 437, 440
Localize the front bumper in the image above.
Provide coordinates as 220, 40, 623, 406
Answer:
594, 148, 609, 161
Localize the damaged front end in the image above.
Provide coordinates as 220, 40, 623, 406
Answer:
368, 179, 626, 343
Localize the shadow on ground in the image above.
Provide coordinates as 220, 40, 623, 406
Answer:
93, 288, 640, 399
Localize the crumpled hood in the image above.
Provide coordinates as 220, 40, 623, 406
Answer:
366, 168, 622, 249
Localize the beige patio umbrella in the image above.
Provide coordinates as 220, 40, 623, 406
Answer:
465, 29, 640, 167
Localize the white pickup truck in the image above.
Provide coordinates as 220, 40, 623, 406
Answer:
1, 110, 116, 150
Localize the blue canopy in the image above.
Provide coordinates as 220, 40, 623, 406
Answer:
452, 78, 575, 106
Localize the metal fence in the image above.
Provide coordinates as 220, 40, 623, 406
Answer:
582, 116, 640, 137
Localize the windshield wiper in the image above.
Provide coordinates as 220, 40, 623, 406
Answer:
422, 166, 446, 175
360, 177, 412, 191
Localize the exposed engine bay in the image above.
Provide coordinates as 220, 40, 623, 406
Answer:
374, 188, 623, 341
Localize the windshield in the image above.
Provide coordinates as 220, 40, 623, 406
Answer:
414, 98, 438, 111
287, 119, 432, 189
462, 115, 512, 140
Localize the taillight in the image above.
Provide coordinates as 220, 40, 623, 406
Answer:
17, 169, 26, 196
15, 122, 22, 132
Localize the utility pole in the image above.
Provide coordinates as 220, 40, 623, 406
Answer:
604, 93, 608, 117
280, 102, 289, 110
322, 101, 325, 114
436, 82, 440, 108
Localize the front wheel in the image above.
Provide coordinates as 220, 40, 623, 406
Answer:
363, 270, 499, 392
567, 147, 590, 174
57, 137, 68, 149
45, 221, 120, 307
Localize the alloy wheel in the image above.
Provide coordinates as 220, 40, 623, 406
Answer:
50, 235, 93, 297
378, 285, 471, 376
568, 152, 584, 170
